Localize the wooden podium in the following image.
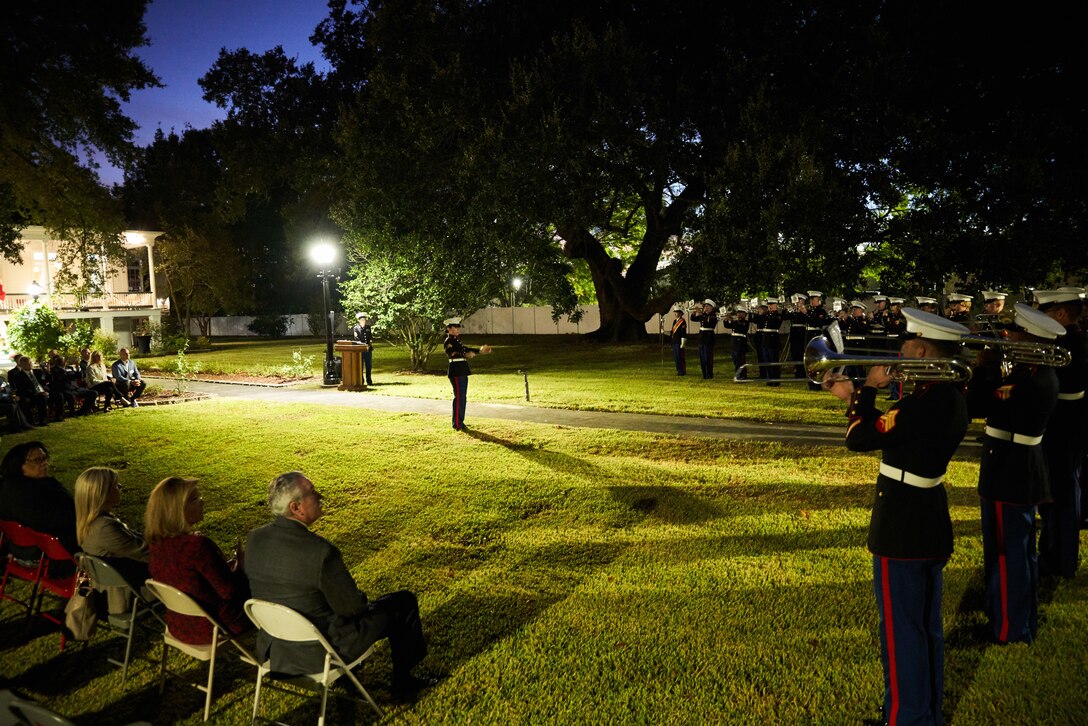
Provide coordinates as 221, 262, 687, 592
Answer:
334, 341, 369, 391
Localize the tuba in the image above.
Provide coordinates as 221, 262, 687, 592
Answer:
960, 335, 1071, 368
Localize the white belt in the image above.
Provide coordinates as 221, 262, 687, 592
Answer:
449, 358, 467, 363
879, 463, 943, 488
805, 327, 820, 331
732, 332, 746, 337
1057, 391, 1085, 401
699, 327, 715, 331
985, 426, 1043, 446
757, 328, 777, 333
845, 335, 865, 340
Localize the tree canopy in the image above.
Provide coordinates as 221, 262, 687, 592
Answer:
1, 1, 159, 259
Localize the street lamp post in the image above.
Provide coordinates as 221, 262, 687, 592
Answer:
511, 276, 523, 333
309, 241, 341, 386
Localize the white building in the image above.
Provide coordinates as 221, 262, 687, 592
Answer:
0, 225, 167, 352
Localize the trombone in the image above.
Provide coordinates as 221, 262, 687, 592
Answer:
960, 336, 1071, 368
733, 335, 973, 384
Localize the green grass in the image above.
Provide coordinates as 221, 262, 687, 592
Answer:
0, 401, 1083, 724
139, 336, 851, 425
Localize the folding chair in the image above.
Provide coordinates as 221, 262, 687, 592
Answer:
0, 520, 43, 620
31, 532, 80, 651
144, 579, 257, 722
78, 554, 165, 683
244, 598, 383, 726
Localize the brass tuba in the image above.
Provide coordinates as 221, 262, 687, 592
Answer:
960, 335, 1071, 368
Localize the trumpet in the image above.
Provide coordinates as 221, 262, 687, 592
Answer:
960, 336, 1071, 368
733, 335, 973, 384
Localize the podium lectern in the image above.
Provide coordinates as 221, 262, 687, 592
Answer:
334, 341, 368, 391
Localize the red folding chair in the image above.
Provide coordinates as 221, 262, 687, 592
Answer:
31, 531, 79, 651
0, 520, 43, 619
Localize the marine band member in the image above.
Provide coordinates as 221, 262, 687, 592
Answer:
670, 305, 687, 376
690, 299, 718, 379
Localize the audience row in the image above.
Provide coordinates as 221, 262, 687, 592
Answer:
2, 347, 147, 430
0, 442, 437, 704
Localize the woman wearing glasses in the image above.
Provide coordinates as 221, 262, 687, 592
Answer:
0, 442, 78, 562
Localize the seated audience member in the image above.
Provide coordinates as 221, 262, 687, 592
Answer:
246, 471, 435, 702
75, 467, 150, 614
49, 355, 96, 418
86, 350, 119, 410
0, 378, 35, 432
145, 477, 250, 644
111, 348, 146, 407
8, 356, 49, 426
77, 348, 92, 384
0, 442, 78, 563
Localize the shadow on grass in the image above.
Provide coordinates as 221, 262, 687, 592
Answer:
608, 485, 723, 525
465, 428, 610, 483
942, 568, 989, 719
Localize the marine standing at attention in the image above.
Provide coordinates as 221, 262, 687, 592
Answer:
444, 317, 492, 431
670, 305, 687, 376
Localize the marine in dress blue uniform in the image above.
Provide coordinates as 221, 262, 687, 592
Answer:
804, 291, 829, 390
760, 298, 783, 386
946, 293, 972, 325
787, 294, 809, 381
843, 301, 870, 354
729, 306, 751, 380
967, 303, 1064, 644
1034, 289, 1087, 579
825, 308, 969, 726
351, 311, 375, 386
690, 299, 718, 380
669, 306, 688, 376
443, 317, 491, 431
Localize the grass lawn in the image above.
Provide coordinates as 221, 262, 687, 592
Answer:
0, 400, 1083, 724
139, 336, 852, 425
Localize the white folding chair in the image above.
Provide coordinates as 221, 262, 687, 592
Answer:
244, 598, 383, 725
144, 579, 257, 722
78, 554, 165, 683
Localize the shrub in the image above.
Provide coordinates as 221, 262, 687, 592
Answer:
247, 314, 289, 337
92, 329, 120, 359
149, 319, 191, 354
194, 336, 212, 350
59, 320, 96, 359
6, 303, 65, 362
280, 349, 315, 379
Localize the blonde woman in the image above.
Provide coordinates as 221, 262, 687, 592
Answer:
145, 477, 250, 644
75, 467, 149, 614
85, 350, 119, 410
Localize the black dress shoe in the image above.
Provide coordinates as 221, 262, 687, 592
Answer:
390, 674, 441, 703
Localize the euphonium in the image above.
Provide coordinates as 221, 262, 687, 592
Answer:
803, 336, 972, 384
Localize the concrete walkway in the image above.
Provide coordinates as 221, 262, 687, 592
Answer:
171, 379, 982, 451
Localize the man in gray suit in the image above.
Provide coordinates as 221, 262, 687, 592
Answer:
246, 471, 436, 701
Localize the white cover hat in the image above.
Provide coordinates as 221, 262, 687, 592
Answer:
902, 307, 970, 341
981, 290, 1007, 301
873, 295, 888, 302
915, 296, 937, 305
735, 305, 748, 313
807, 290, 823, 298
1033, 288, 1085, 305
765, 297, 779, 304
443, 317, 463, 327
888, 297, 904, 305
703, 299, 716, 307
1014, 303, 1066, 339
356, 311, 369, 319
947, 293, 973, 302
672, 304, 684, 312
850, 300, 867, 310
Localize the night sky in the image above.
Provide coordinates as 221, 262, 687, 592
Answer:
100, 0, 331, 185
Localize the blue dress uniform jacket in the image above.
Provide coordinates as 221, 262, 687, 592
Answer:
444, 336, 479, 377
843, 315, 869, 351
690, 310, 718, 379
351, 323, 373, 347
969, 362, 1058, 505
845, 383, 967, 559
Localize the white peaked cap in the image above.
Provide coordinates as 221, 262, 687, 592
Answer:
902, 307, 970, 341
850, 300, 867, 310
1014, 303, 1066, 339
703, 299, 716, 307
947, 293, 973, 302
807, 290, 823, 298
1033, 288, 1085, 305
981, 290, 1007, 301
443, 317, 462, 326
916, 296, 937, 305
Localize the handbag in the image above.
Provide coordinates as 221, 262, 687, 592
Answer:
64, 570, 99, 641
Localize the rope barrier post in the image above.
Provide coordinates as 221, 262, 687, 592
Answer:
518, 369, 530, 401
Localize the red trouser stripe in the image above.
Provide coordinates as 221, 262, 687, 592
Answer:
881, 557, 899, 726
995, 502, 1009, 643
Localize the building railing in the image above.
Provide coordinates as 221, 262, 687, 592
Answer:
0, 291, 162, 312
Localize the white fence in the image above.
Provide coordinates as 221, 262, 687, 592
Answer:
189, 307, 691, 337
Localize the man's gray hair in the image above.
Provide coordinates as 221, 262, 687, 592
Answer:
268, 471, 309, 516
